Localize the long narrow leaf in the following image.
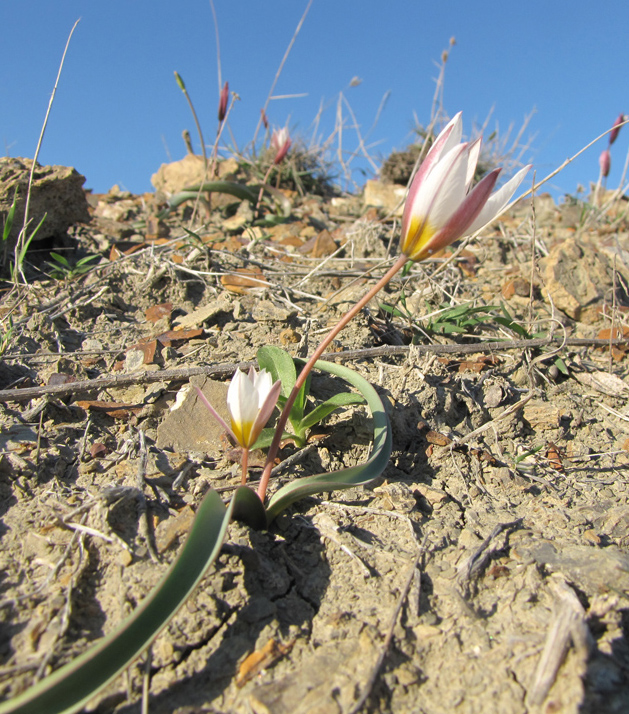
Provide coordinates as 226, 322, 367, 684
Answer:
297, 392, 365, 432
265, 359, 392, 524
0, 486, 265, 714
158, 182, 258, 218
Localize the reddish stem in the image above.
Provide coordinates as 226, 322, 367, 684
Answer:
257, 253, 409, 501
241, 447, 249, 485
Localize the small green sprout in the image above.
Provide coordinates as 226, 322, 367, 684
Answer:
45, 252, 100, 281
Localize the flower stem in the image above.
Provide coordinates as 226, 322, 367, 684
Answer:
255, 164, 275, 215
257, 252, 409, 501
241, 447, 249, 485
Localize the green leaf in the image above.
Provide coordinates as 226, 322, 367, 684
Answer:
159, 182, 258, 218
257, 345, 309, 428
252, 427, 300, 450
297, 392, 365, 432
17, 213, 46, 266
49, 252, 70, 267
493, 316, 530, 339
0, 486, 265, 714
257, 345, 296, 399
265, 359, 392, 524
378, 302, 407, 320
75, 254, 99, 268
2, 188, 18, 242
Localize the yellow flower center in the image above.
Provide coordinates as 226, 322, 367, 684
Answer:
231, 419, 254, 448
402, 215, 439, 262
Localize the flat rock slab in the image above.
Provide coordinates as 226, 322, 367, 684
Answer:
156, 375, 230, 454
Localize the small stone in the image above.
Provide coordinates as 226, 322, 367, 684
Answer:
279, 327, 301, 345
123, 349, 146, 373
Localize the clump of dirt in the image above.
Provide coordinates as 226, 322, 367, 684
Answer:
0, 171, 629, 714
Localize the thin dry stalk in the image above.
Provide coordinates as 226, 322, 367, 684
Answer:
338, 92, 380, 178
14, 18, 80, 284
520, 119, 629, 204
209, 0, 222, 90
252, 0, 314, 146
527, 172, 537, 333
609, 254, 618, 373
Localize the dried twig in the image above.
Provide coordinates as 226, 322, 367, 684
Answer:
0, 336, 624, 403
526, 577, 592, 708
348, 547, 424, 714
136, 429, 159, 563
457, 518, 523, 596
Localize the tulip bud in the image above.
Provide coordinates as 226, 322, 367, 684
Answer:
599, 148, 611, 178
271, 127, 292, 165
218, 81, 229, 122
609, 113, 626, 145
174, 71, 186, 91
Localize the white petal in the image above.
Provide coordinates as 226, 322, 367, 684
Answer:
227, 369, 257, 427
466, 165, 530, 234
412, 143, 470, 230
438, 113, 463, 157
254, 368, 273, 406
465, 138, 481, 190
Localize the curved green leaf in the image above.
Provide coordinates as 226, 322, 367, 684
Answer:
0, 486, 265, 714
264, 359, 392, 524
157, 182, 258, 218
297, 392, 365, 432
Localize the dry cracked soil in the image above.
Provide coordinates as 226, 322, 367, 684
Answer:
1, 165, 629, 714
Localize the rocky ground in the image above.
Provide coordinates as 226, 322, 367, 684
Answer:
0, 154, 629, 713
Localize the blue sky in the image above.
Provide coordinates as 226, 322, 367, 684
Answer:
2, 1, 628, 201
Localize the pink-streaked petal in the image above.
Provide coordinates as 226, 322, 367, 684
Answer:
402, 143, 470, 257
274, 138, 291, 165
418, 143, 471, 229
465, 138, 482, 190
466, 165, 531, 234
414, 169, 501, 261
401, 114, 462, 241
195, 385, 237, 442
249, 379, 282, 445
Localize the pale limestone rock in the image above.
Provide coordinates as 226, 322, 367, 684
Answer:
156, 376, 229, 454
0, 157, 89, 247
151, 155, 239, 195
541, 237, 628, 321
362, 179, 405, 215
